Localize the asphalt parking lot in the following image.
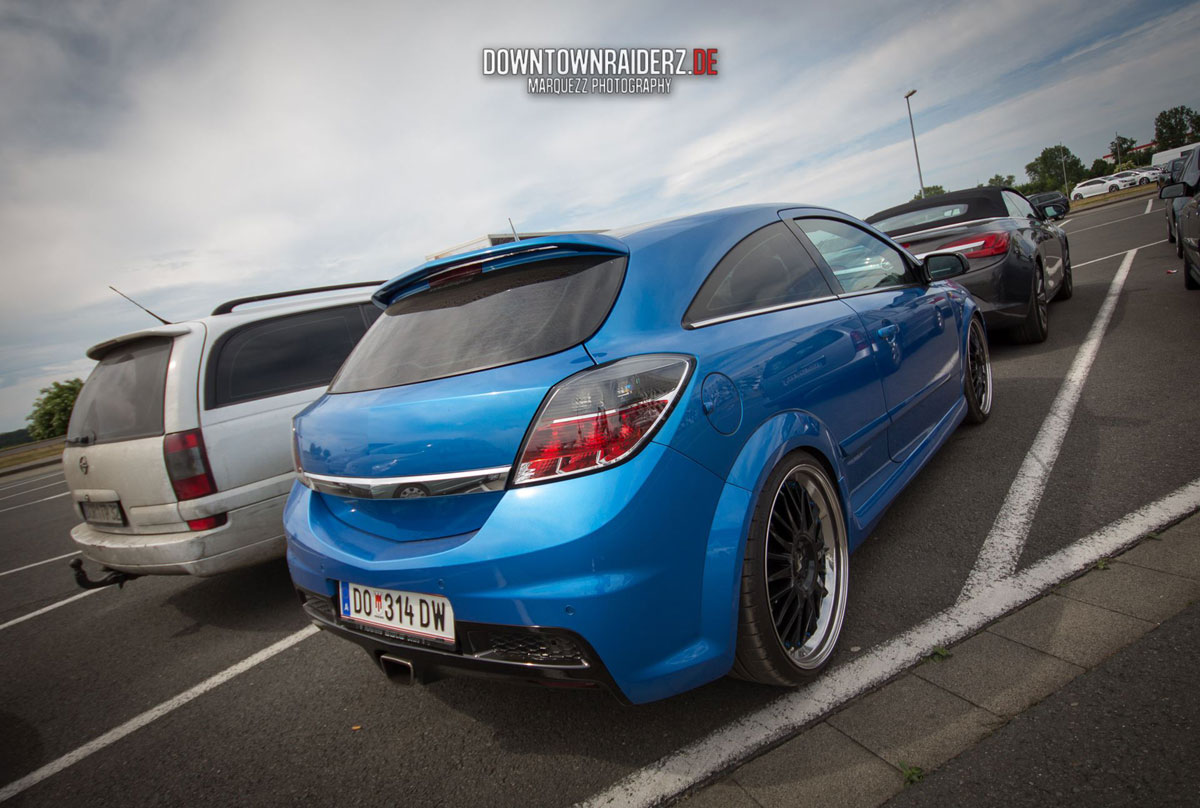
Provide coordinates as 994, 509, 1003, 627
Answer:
1, 191, 1195, 807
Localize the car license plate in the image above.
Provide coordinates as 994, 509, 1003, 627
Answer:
81, 501, 125, 526
339, 581, 455, 644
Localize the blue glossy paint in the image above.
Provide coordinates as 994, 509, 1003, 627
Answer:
285, 203, 982, 703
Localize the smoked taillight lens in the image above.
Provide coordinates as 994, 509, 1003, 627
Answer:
513, 355, 693, 485
936, 231, 1010, 259
163, 429, 218, 501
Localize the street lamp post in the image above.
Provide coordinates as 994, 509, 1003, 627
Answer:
904, 89, 926, 199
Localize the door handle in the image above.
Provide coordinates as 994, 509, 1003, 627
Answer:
877, 324, 900, 342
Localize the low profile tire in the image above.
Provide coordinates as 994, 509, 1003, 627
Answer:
732, 451, 849, 686
1108, 185, 1119, 193
1013, 265, 1049, 344
1055, 251, 1073, 301
963, 316, 992, 424
1073, 194, 1083, 201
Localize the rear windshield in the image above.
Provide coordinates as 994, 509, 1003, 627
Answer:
67, 337, 172, 445
870, 203, 972, 234
330, 255, 626, 393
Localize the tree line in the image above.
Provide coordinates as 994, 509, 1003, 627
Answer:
914, 104, 1198, 200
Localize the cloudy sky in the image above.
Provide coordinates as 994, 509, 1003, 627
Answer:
1, 0, 1197, 431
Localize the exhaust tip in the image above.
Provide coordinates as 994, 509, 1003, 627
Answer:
378, 654, 415, 685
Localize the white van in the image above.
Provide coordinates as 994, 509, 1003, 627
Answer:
63, 284, 380, 578
1152, 142, 1199, 168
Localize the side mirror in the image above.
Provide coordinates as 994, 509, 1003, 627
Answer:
924, 252, 969, 281
1036, 203, 1062, 219
1160, 182, 1188, 199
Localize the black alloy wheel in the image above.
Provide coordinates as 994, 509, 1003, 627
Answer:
732, 452, 848, 685
964, 316, 992, 424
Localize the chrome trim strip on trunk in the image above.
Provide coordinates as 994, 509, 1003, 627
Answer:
299, 466, 511, 499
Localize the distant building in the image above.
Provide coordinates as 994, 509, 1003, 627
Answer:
427, 230, 607, 261
1101, 140, 1156, 161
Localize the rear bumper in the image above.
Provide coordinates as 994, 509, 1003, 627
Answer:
284, 441, 734, 704
70, 496, 286, 576
297, 588, 627, 700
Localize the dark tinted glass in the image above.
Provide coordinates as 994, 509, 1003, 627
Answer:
68, 337, 172, 445
683, 223, 833, 326
331, 255, 627, 393
1181, 149, 1200, 187
796, 218, 911, 293
208, 304, 368, 408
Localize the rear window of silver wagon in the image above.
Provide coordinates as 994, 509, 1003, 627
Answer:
331, 255, 626, 393
67, 337, 172, 445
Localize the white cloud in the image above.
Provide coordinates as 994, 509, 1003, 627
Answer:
0, 0, 1196, 429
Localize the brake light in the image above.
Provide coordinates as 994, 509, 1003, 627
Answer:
936, 232, 1010, 259
163, 429, 217, 501
514, 355, 692, 485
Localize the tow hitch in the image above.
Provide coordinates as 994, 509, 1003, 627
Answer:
70, 558, 139, 589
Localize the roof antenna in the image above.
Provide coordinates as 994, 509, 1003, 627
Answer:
508, 217, 520, 241
108, 286, 171, 325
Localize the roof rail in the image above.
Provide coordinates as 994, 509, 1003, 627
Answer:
211, 281, 384, 316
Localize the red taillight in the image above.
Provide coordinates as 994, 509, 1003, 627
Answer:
163, 429, 217, 501
936, 232, 1010, 259
514, 355, 692, 485
186, 513, 227, 531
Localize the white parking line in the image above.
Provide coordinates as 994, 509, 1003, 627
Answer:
959, 249, 1138, 600
0, 551, 80, 578
579, 477, 1200, 808
1057, 218, 1072, 227
0, 624, 319, 803
0, 480, 67, 502
0, 492, 70, 515
0, 588, 106, 632
0, 470, 64, 493
1073, 239, 1165, 268
1145, 198, 1154, 215
1069, 210, 1155, 235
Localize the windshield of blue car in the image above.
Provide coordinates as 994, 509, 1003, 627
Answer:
331, 255, 627, 393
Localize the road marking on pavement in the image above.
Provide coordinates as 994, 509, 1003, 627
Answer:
0, 551, 80, 578
0, 470, 64, 493
0, 491, 70, 515
1072, 239, 1165, 268
959, 249, 1138, 600
0, 588, 106, 632
1145, 198, 1154, 215
1057, 218, 1072, 227
0, 480, 66, 502
1066, 194, 1156, 221
578, 478, 1200, 808
1069, 210, 1155, 235
0, 624, 320, 803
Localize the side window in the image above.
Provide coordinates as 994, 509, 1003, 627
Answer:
1181, 150, 1200, 187
794, 218, 911, 294
683, 222, 834, 326
206, 304, 368, 408
1002, 191, 1035, 219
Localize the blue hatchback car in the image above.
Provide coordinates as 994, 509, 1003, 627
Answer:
284, 205, 992, 704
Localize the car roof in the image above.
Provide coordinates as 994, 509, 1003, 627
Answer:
865, 187, 1010, 228
85, 286, 379, 359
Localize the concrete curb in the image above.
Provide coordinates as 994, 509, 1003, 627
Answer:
0, 456, 64, 479
677, 514, 1200, 808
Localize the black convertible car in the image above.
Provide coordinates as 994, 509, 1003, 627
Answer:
867, 187, 1071, 343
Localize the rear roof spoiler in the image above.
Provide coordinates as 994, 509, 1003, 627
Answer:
86, 325, 194, 360
374, 233, 628, 308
